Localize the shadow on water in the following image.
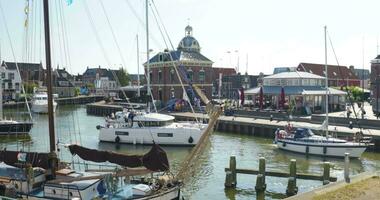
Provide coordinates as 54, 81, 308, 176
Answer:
224, 187, 287, 200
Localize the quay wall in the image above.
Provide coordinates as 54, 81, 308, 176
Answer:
3, 95, 104, 109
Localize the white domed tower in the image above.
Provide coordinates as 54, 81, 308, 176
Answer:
177, 25, 201, 52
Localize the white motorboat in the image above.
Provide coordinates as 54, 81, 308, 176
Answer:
274, 128, 369, 158
98, 111, 208, 146
31, 92, 57, 114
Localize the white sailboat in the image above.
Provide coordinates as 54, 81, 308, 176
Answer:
274, 26, 370, 158
97, 0, 208, 146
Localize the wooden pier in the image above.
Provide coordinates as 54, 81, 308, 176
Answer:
86, 101, 123, 116
225, 156, 337, 198
170, 112, 380, 151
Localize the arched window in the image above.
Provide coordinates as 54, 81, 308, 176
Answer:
158, 70, 162, 83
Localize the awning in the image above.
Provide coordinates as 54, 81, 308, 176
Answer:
245, 86, 346, 96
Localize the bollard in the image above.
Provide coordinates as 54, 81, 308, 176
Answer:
344, 153, 350, 183
286, 159, 298, 196
230, 156, 237, 187
323, 162, 330, 185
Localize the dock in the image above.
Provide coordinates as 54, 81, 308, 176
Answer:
170, 112, 380, 151
86, 101, 123, 116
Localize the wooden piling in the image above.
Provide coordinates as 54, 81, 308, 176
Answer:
323, 162, 331, 185
230, 156, 237, 187
344, 153, 350, 183
255, 157, 266, 192
286, 159, 298, 196
225, 171, 233, 188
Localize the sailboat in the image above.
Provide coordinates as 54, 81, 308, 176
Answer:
97, 0, 208, 146
274, 26, 370, 158
0, 0, 180, 199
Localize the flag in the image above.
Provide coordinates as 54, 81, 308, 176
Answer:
66, 0, 73, 6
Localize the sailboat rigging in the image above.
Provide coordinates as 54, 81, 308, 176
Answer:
0, 1, 182, 199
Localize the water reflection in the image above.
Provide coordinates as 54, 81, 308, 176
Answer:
1, 106, 380, 200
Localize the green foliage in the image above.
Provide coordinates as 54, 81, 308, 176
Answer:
86, 83, 95, 89
23, 83, 38, 94
74, 87, 80, 96
115, 68, 130, 86
339, 86, 365, 102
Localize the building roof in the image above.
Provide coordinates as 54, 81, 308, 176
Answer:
245, 86, 346, 96
264, 71, 325, 79
1, 61, 43, 71
297, 62, 358, 80
147, 50, 212, 64
83, 67, 116, 81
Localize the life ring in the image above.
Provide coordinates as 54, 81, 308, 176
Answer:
188, 136, 194, 144
115, 136, 121, 143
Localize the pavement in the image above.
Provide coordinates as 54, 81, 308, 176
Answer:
315, 102, 378, 120
170, 112, 380, 138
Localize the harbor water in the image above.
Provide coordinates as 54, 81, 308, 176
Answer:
1, 105, 380, 200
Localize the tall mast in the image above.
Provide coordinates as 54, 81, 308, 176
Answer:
324, 26, 329, 137
43, 0, 56, 152
136, 34, 140, 97
145, 0, 151, 112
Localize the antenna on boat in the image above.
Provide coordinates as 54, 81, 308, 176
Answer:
43, 0, 58, 177
324, 26, 329, 137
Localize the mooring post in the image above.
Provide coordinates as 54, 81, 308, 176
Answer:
255, 157, 266, 192
224, 171, 233, 188
323, 162, 331, 185
344, 153, 350, 183
286, 159, 298, 196
230, 156, 237, 187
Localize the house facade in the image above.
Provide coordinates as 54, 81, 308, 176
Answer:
1, 61, 45, 86
0, 63, 22, 100
144, 25, 213, 105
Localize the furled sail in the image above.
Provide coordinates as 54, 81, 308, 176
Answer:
0, 150, 50, 169
68, 144, 169, 171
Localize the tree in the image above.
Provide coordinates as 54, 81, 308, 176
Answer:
115, 68, 130, 86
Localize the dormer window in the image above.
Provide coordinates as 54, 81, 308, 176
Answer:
199, 69, 205, 81
187, 68, 193, 81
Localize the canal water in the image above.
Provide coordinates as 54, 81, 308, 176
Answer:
1, 105, 380, 200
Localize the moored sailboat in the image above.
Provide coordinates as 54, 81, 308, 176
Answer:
274, 26, 371, 158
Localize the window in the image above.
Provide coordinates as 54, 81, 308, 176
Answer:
187, 69, 193, 81
158, 88, 163, 101
157, 133, 173, 137
199, 70, 205, 82
170, 69, 175, 83
116, 131, 129, 135
1, 73, 4, 79
8, 73, 14, 80
15, 83, 20, 90
8, 82, 12, 89
158, 70, 162, 83
170, 87, 175, 98
1, 83, 4, 89
149, 71, 153, 83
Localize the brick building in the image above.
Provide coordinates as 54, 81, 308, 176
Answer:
297, 62, 360, 87
144, 25, 214, 104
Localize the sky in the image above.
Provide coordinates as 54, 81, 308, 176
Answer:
0, 0, 380, 76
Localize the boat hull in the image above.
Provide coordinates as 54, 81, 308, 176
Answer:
276, 140, 367, 158
99, 124, 206, 146
0, 122, 33, 135
31, 102, 57, 114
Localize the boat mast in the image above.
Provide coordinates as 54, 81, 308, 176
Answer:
0, 78, 2, 120
324, 26, 329, 137
145, 0, 151, 112
137, 34, 140, 97
43, 0, 56, 153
